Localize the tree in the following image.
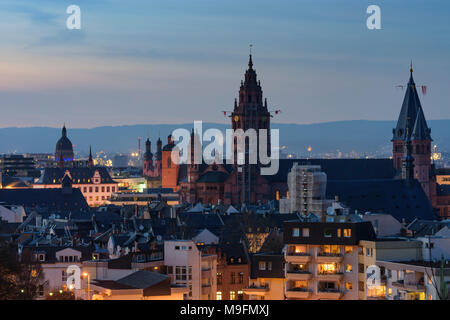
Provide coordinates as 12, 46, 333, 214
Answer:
0, 240, 43, 300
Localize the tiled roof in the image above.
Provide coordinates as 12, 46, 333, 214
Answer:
326, 179, 436, 222
39, 167, 114, 184
266, 158, 395, 183
0, 188, 89, 211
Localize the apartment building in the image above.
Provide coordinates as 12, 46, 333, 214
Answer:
377, 260, 450, 300
203, 243, 250, 300
164, 240, 217, 300
244, 252, 285, 300
283, 220, 376, 300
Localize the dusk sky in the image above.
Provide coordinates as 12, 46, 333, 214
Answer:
1, 0, 449, 128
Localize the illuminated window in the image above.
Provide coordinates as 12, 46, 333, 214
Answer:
216, 291, 222, 300
286, 191, 290, 199
345, 246, 353, 254
259, 261, 266, 270
345, 282, 353, 290
318, 263, 338, 274
388, 288, 393, 296
337, 229, 342, 237
343, 229, 351, 237
276, 191, 280, 201
217, 272, 223, 285
230, 291, 236, 300
292, 228, 300, 237
345, 264, 353, 272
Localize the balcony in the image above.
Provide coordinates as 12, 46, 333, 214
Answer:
286, 271, 313, 281
316, 272, 344, 282
285, 253, 312, 264
243, 284, 269, 296
285, 288, 312, 299
317, 288, 343, 300
316, 253, 343, 263
392, 280, 425, 292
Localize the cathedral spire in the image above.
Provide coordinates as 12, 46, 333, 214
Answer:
393, 64, 423, 141
411, 106, 432, 141
88, 145, 94, 168
248, 54, 253, 70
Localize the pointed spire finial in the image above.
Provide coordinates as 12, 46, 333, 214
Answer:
410, 60, 413, 74
248, 44, 253, 69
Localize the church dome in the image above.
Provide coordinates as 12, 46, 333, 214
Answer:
55, 125, 74, 162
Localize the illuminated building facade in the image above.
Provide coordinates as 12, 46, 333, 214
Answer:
283, 220, 376, 300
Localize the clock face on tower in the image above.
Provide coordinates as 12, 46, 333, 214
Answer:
233, 115, 239, 122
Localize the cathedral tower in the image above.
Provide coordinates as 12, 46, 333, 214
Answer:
230, 54, 272, 204
393, 65, 434, 200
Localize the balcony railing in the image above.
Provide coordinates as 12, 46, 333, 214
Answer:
247, 283, 269, 289
317, 252, 342, 257
287, 252, 310, 256
318, 288, 341, 293
317, 272, 344, 275
288, 287, 310, 292
287, 270, 311, 274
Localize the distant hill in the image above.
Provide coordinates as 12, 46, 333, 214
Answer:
0, 120, 448, 157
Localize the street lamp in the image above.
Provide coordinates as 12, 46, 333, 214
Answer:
83, 272, 90, 300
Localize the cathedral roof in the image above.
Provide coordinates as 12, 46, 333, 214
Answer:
265, 158, 396, 183
325, 179, 436, 223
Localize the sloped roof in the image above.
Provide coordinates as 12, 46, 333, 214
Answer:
0, 188, 89, 211
39, 167, 114, 184
411, 106, 432, 140
326, 179, 436, 222
116, 270, 168, 289
393, 72, 422, 141
266, 158, 395, 183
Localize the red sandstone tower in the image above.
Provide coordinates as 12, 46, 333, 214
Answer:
161, 135, 180, 191
230, 54, 271, 204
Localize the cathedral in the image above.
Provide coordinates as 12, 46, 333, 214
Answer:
141, 56, 441, 221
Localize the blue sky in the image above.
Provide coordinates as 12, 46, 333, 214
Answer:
0, 0, 449, 128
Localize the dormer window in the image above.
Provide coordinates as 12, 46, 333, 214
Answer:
38, 254, 45, 262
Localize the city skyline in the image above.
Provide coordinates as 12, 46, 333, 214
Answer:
0, 0, 450, 128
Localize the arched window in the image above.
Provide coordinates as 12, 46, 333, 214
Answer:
167, 157, 171, 168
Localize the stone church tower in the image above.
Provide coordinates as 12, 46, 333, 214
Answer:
392, 65, 435, 201
230, 54, 272, 204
